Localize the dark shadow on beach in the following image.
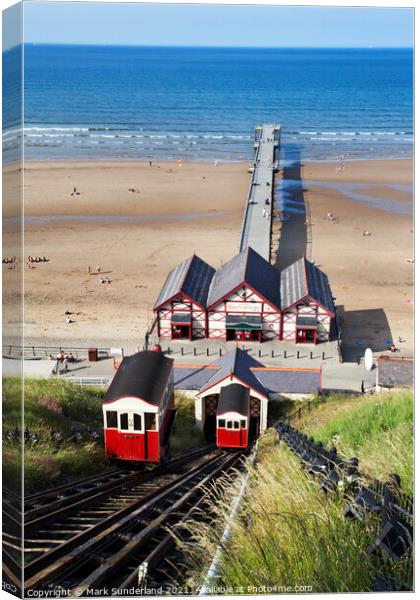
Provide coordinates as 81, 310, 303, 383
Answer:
338, 306, 393, 362
274, 144, 307, 271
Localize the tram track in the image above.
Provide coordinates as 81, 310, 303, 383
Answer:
2, 447, 214, 568
23, 449, 248, 596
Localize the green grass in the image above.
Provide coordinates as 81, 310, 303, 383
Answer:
2, 377, 106, 493
174, 390, 413, 594
298, 390, 413, 494
176, 431, 379, 593
171, 392, 205, 451
2, 380, 204, 492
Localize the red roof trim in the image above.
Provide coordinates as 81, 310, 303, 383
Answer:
281, 293, 334, 317
250, 367, 321, 373
207, 280, 280, 313
197, 372, 268, 400
154, 290, 207, 312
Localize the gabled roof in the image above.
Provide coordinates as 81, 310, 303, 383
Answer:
207, 247, 281, 309
217, 384, 250, 417
280, 257, 334, 314
154, 254, 215, 309
198, 347, 268, 398
103, 351, 173, 406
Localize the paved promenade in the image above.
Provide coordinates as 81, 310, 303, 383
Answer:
239, 124, 280, 261
3, 339, 377, 394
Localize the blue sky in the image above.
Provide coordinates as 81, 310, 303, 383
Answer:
4, 2, 414, 50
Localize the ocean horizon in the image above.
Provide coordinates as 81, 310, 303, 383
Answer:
3, 44, 413, 164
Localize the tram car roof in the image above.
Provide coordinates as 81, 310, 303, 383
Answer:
217, 383, 250, 417
103, 350, 173, 406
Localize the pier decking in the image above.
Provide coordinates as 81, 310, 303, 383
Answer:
239, 124, 280, 262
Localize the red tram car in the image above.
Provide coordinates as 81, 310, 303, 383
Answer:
102, 349, 175, 463
216, 383, 250, 449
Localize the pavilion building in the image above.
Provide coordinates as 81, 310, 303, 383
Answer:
154, 247, 336, 345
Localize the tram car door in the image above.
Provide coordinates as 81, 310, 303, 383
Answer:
117, 411, 145, 461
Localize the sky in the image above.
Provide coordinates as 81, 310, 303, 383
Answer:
2, 1, 414, 51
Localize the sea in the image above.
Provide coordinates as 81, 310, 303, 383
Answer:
2, 45, 414, 164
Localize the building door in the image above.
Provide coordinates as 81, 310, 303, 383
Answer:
171, 324, 191, 340
226, 329, 261, 342
296, 328, 317, 344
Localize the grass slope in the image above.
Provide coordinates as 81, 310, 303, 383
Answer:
176, 389, 413, 593
3, 377, 106, 493
298, 390, 413, 494
179, 433, 376, 593
2, 380, 204, 493
172, 393, 205, 451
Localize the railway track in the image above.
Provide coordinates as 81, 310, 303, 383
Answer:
22, 448, 247, 596
3, 447, 214, 561
3, 467, 128, 531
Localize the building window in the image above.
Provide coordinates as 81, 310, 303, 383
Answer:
106, 411, 117, 428
227, 421, 233, 430
233, 421, 240, 430
240, 420, 246, 429
120, 413, 129, 430
218, 419, 226, 428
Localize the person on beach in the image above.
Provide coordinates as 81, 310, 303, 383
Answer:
63, 357, 68, 372
149, 161, 152, 167
97, 264, 100, 272
262, 208, 267, 218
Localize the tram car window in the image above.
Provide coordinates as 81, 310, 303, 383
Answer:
102, 349, 175, 463
216, 383, 250, 449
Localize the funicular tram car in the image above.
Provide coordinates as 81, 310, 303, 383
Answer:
102, 349, 175, 463
216, 383, 250, 449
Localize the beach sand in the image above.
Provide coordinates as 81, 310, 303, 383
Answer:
2, 159, 413, 357
3, 161, 249, 349
300, 159, 413, 357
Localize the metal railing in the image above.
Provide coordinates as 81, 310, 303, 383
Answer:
3, 345, 112, 359
70, 377, 111, 387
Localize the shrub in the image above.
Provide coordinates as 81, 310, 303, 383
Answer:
38, 396, 63, 415
171, 393, 205, 450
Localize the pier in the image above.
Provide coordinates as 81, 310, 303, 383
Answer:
239, 124, 280, 261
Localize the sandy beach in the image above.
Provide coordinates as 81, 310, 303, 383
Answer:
300, 159, 413, 357
2, 158, 413, 357
3, 161, 249, 349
